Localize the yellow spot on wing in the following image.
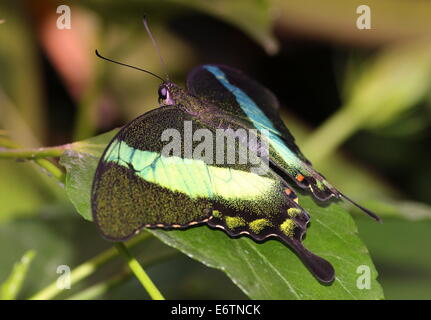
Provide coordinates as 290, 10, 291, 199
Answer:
287, 208, 301, 217
225, 216, 246, 229
212, 210, 221, 218
249, 218, 272, 234
280, 219, 296, 237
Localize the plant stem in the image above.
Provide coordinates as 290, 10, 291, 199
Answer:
34, 159, 66, 183
0, 146, 68, 159
0, 138, 67, 182
115, 243, 165, 300
302, 105, 364, 165
29, 233, 151, 300
67, 250, 178, 300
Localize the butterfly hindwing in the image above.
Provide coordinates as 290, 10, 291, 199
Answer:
92, 106, 334, 282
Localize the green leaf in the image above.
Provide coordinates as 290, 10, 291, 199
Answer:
0, 250, 36, 300
173, 0, 278, 54
60, 131, 384, 299
357, 218, 431, 300
59, 130, 117, 220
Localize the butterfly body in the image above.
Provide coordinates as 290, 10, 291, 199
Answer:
92, 64, 379, 283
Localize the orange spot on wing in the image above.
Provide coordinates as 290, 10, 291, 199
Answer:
296, 174, 305, 182
285, 188, 292, 195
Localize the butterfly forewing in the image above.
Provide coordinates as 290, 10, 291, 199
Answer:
187, 64, 339, 202
187, 65, 311, 163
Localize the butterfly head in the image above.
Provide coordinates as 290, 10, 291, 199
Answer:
158, 82, 185, 106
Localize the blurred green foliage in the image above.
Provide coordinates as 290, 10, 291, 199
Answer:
0, 0, 430, 299
0, 250, 35, 299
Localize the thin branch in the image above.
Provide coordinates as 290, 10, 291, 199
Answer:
115, 243, 165, 300
34, 158, 66, 183
0, 137, 67, 182
29, 233, 152, 300
302, 106, 363, 164
66, 250, 178, 300
0, 145, 69, 159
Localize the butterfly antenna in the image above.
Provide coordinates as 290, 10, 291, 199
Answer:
95, 49, 165, 82
143, 16, 170, 81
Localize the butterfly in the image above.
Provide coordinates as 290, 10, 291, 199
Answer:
91, 60, 380, 284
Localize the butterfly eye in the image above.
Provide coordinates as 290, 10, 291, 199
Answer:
158, 86, 168, 100
158, 84, 175, 106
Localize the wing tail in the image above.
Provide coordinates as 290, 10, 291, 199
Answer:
340, 193, 382, 222
288, 238, 335, 284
